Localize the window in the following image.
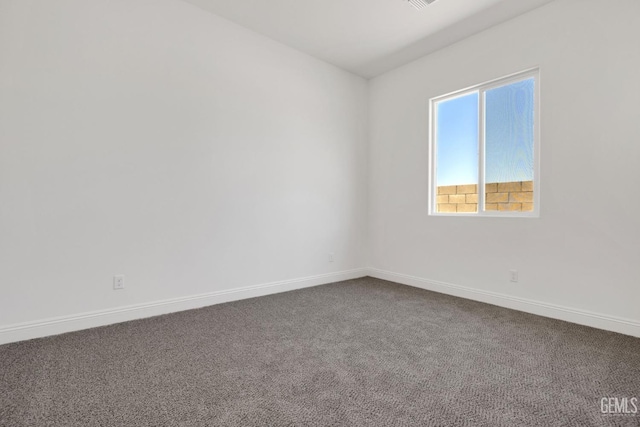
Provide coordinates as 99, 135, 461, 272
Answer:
429, 69, 540, 217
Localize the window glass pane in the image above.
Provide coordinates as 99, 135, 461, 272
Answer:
435, 92, 479, 213
484, 78, 535, 212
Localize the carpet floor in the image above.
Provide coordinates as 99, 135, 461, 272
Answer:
1, 277, 639, 426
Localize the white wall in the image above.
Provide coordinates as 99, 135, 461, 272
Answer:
368, 0, 640, 331
0, 0, 368, 331
2, 0, 638, 343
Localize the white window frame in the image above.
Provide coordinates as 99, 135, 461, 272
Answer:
429, 68, 541, 218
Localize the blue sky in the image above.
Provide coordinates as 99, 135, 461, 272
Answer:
436, 78, 534, 186
435, 92, 478, 186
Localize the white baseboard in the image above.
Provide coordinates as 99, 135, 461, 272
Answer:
0, 268, 368, 345
368, 268, 640, 338
3, 267, 637, 345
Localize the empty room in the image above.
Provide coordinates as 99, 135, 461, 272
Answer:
1, 0, 639, 425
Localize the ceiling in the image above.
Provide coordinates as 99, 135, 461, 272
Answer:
181, 0, 555, 78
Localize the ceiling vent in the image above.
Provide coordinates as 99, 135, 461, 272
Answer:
407, 0, 437, 10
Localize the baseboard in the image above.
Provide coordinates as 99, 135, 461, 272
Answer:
368, 268, 640, 338
4, 267, 637, 345
0, 268, 368, 345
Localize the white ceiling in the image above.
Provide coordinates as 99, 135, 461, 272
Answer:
181, 0, 555, 78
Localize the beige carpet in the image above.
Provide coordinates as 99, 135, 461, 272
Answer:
1, 277, 639, 426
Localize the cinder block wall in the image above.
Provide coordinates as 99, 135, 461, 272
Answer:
437, 181, 533, 213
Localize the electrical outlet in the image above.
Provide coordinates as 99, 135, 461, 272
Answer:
328, 252, 335, 263
113, 275, 125, 290
509, 270, 518, 283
